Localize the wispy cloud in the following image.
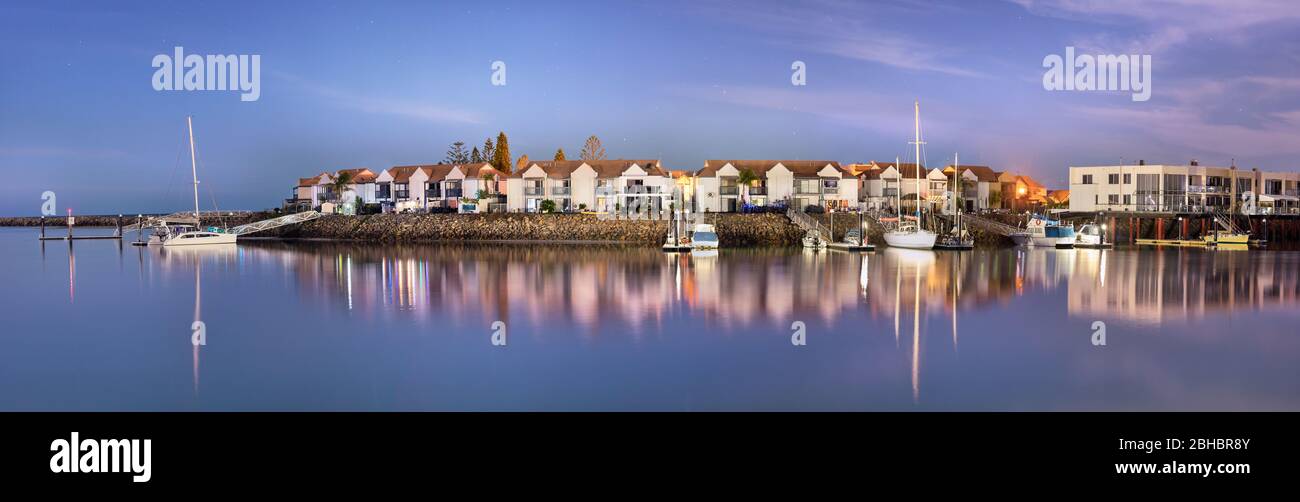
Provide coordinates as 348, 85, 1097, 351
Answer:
688, 0, 987, 78
272, 71, 484, 125
1009, 0, 1300, 53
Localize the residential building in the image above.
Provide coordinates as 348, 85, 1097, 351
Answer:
1069, 161, 1300, 214
695, 160, 857, 212
506, 159, 672, 213
375, 165, 431, 212
443, 163, 507, 213
294, 172, 335, 208
939, 164, 1002, 212
335, 168, 378, 206
855, 161, 926, 212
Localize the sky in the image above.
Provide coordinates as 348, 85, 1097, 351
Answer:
1, 0, 1298, 215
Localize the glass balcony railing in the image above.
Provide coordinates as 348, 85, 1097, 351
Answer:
524, 187, 543, 196
552, 187, 571, 196
720, 186, 739, 195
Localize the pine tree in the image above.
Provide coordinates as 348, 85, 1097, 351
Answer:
482, 138, 495, 165
554, 148, 566, 161
492, 131, 511, 174
471, 146, 482, 163
444, 141, 469, 164
580, 135, 606, 161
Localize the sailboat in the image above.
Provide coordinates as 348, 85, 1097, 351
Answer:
934, 152, 974, 250
158, 116, 237, 246
883, 100, 937, 249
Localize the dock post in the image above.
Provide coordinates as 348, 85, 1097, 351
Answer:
116, 214, 122, 238
1108, 215, 1115, 244
1156, 218, 1163, 240
40, 216, 45, 239
136, 215, 143, 244
67, 209, 73, 240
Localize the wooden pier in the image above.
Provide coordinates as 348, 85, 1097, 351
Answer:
37, 214, 125, 241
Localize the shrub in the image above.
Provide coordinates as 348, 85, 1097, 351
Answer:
804, 204, 825, 214
540, 199, 557, 213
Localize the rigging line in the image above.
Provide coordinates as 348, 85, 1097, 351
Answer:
164, 127, 186, 214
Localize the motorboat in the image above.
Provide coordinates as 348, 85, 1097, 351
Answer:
1025, 215, 1075, 248
690, 223, 719, 249
802, 229, 827, 249
1074, 223, 1110, 248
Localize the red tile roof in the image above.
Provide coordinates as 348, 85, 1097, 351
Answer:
698, 160, 847, 178
511, 159, 666, 178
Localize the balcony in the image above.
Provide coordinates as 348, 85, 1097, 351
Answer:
720, 186, 739, 195
747, 186, 767, 195
394, 191, 410, 200
595, 186, 615, 196
445, 189, 463, 198
552, 186, 571, 196
524, 187, 544, 196
883, 188, 898, 197
796, 186, 820, 195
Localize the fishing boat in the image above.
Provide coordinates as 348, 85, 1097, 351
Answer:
1024, 215, 1075, 248
1074, 223, 1110, 248
802, 229, 827, 249
690, 223, 719, 249
1203, 213, 1250, 245
158, 117, 237, 247
933, 153, 974, 250
883, 101, 937, 250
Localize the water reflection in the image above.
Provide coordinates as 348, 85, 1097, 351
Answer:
234, 242, 1300, 331
19, 228, 1299, 410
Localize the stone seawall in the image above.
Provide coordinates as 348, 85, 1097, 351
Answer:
213, 212, 804, 246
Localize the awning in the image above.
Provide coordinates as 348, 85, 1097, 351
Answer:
1259, 194, 1299, 203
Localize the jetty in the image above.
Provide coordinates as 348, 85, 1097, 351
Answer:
787, 208, 874, 251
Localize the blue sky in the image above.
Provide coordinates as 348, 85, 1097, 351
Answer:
2, 0, 1298, 214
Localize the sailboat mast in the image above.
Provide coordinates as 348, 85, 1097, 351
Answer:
895, 155, 902, 214
954, 152, 960, 230
187, 116, 200, 221
913, 100, 922, 223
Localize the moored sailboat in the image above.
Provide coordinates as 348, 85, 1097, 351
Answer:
883, 101, 937, 250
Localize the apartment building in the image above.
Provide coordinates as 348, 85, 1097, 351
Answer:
505, 159, 672, 213
695, 160, 857, 212
1069, 161, 1300, 214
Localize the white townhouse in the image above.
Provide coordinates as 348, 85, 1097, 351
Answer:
694, 160, 857, 212
938, 164, 1002, 213
1068, 160, 1300, 214
852, 161, 927, 212
295, 172, 335, 208
375, 165, 432, 212
506, 159, 673, 213
334, 168, 379, 205
444, 163, 507, 213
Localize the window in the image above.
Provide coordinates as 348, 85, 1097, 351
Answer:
1108, 174, 1119, 184
1082, 174, 1094, 184
1108, 194, 1119, 205
1123, 194, 1132, 205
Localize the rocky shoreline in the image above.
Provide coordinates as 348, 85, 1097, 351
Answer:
0, 212, 1032, 247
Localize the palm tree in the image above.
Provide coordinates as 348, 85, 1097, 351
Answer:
329, 171, 355, 212
481, 172, 496, 196
736, 168, 759, 207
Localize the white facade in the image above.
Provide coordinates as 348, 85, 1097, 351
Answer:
507, 160, 673, 213
1069, 163, 1300, 214
695, 161, 856, 212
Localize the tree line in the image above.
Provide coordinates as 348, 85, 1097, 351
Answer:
443, 134, 610, 174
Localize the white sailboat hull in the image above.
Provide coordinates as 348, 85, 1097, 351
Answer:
162, 231, 237, 246
883, 230, 937, 249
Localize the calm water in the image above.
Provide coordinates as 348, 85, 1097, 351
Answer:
2, 227, 1298, 411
